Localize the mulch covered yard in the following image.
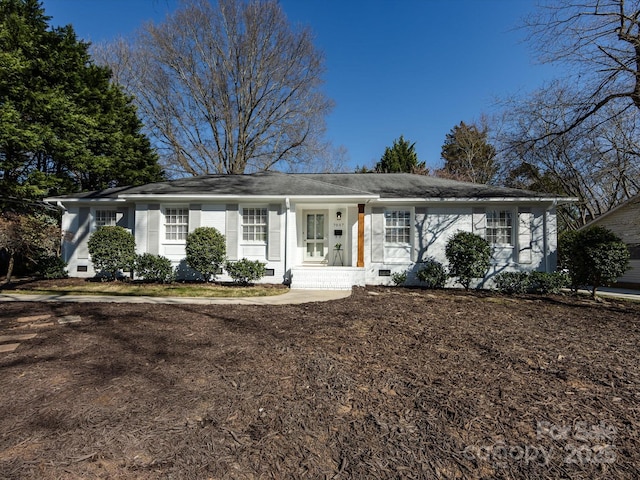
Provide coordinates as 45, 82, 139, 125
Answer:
0, 287, 639, 479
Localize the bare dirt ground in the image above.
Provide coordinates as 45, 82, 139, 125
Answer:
1, 286, 639, 479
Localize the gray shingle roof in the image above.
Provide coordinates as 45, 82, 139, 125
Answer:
50, 172, 558, 200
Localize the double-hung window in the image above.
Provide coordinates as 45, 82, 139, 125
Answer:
165, 208, 189, 241
486, 210, 513, 245
384, 210, 411, 244
242, 207, 267, 243
95, 210, 117, 228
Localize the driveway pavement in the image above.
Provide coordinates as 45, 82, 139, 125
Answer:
0, 289, 352, 305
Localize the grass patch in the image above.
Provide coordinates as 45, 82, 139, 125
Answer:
2, 281, 288, 298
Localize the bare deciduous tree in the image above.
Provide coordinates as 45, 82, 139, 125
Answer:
525, 0, 640, 138
94, 0, 333, 176
499, 84, 640, 229
496, 1, 640, 229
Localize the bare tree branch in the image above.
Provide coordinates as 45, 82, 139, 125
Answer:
93, 0, 333, 176
524, 0, 640, 140
499, 86, 640, 229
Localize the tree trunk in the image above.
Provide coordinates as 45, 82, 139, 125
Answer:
5, 253, 15, 283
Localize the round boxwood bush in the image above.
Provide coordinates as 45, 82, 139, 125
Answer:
562, 226, 629, 297
87, 226, 136, 280
445, 231, 491, 290
135, 253, 175, 283
416, 258, 447, 289
225, 258, 266, 285
185, 227, 226, 282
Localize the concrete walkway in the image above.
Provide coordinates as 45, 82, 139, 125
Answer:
0, 289, 352, 305
574, 287, 640, 302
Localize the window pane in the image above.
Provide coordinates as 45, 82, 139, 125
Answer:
315, 214, 324, 239
242, 207, 267, 242
306, 214, 314, 240
385, 210, 410, 244
165, 208, 189, 240
96, 210, 117, 228
486, 210, 512, 245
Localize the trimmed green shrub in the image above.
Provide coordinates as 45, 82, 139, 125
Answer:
558, 230, 579, 274
225, 258, 266, 285
495, 271, 570, 295
391, 270, 407, 286
87, 226, 136, 280
494, 271, 531, 294
185, 227, 226, 282
445, 231, 491, 290
416, 258, 447, 289
36, 255, 68, 279
529, 271, 570, 294
134, 253, 175, 283
561, 226, 630, 297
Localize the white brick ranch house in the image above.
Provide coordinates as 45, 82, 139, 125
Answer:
46, 172, 571, 289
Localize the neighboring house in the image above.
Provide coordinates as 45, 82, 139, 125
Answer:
581, 194, 640, 288
46, 172, 571, 289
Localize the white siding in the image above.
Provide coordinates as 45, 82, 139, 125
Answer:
364, 204, 555, 287
365, 205, 473, 286
61, 207, 83, 275
134, 204, 149, 255
422, 207, 472, 262
201, 204, 226, 232
241, 244, 267, 259
531, 208, 545, 266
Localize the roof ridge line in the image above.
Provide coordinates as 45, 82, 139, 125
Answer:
294, 173, 377, 196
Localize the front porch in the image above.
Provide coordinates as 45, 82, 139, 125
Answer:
290, 266, 365, 290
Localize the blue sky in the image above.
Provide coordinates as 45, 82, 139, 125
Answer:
43, 0, 558, 172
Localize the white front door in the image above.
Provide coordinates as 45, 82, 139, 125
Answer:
304, 211, 328, 262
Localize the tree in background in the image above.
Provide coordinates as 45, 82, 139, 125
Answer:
0, 212, 61, 282
495, 0, 640, 230
524, 0, 640, 138
373, 135, 427, 174
94, 0, 333, 176
437, 121, 497, 184
499, 85, 640, 230
0, 0, 163, 199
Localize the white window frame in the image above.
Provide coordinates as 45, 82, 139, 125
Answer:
163, 207, 189, 242
486, 209, 514, 246
94, 209, 117, 229
384, 209, 412, 245
241, 206, 268, 244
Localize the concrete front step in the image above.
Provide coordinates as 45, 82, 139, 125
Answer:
290, 266, 364, 290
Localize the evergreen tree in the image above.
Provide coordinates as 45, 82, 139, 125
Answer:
374, 135, 426, 173
0, 0, 163, 199
438, 121, 497, 184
